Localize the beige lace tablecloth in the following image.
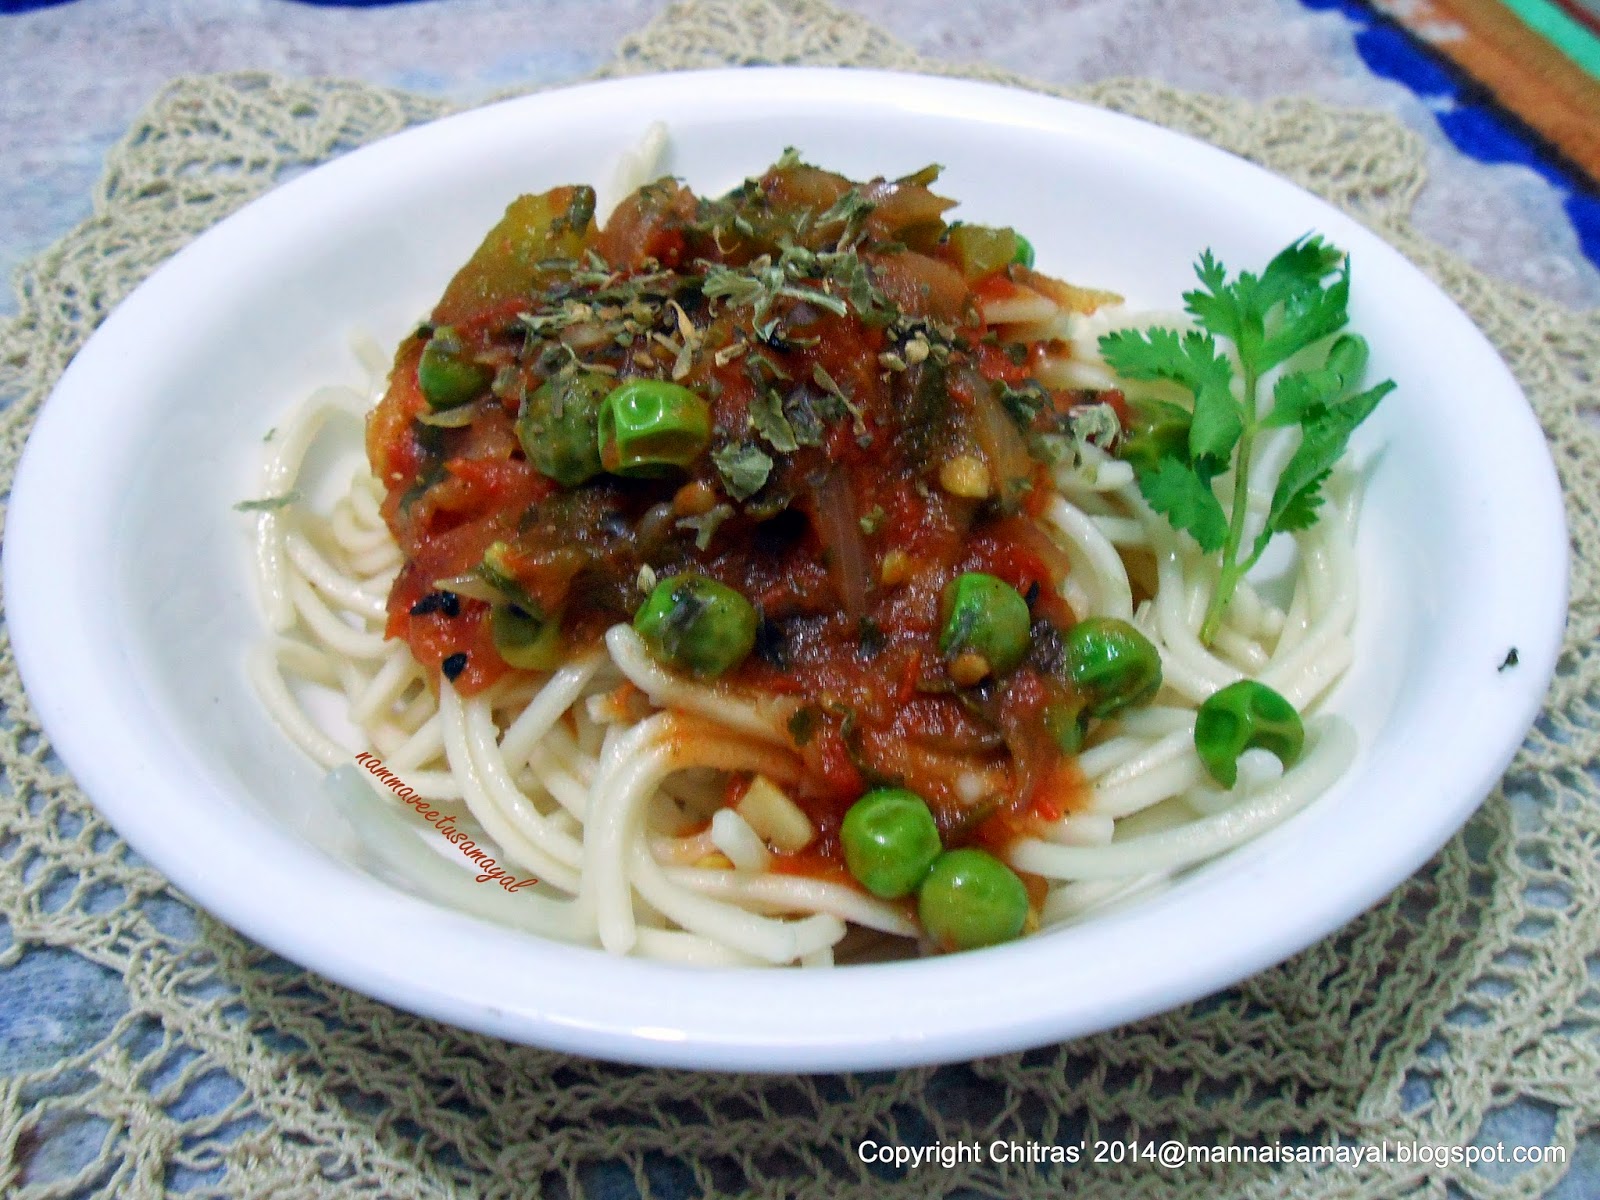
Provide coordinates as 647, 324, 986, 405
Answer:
3, 1, 1598, 1196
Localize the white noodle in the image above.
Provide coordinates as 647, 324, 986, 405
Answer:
247, 171, 1369, 964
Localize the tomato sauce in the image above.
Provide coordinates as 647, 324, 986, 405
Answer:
369, 156, 1124, 862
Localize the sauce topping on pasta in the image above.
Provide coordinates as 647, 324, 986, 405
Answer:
366, 154, 1152, 927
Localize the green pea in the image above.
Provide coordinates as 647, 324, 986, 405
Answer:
938, 572, 1031, 677
517, 370, 608, 487
418, 326, 492, 410
597, 379, 711, 476
1066, 617, 1162, 718
491, 602, 563, 671
1043, 699, 1087, 753
1011, 232, 1035, 269
841, 788, 943, 899
1194, 679, 1305, 788
917, 848, 1030, 952
633, 573, 757, 677
1118, 398, 1192, 475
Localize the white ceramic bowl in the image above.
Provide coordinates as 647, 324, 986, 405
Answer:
5, 69, 1566, 1070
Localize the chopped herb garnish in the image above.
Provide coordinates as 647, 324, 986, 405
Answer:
702, 247, 852, 329
749, 388, 799, 453
1072, 402, 1121, 449
711, 442, 774, 501
815, 187, 875, 244
677, 502, 734, 551
233, 490, 302, 513
787, 705, 819, 748
745, 350, 791, 384
783, 388, 826, 447
822, 251, 897, 326
1027, 399, 1121, 467
997, 379, 1050, 430
811, 363, 868, 440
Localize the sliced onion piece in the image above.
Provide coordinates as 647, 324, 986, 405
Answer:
810, 469, 870, 622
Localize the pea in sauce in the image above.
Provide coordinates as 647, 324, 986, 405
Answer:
367, 154, 1160, 929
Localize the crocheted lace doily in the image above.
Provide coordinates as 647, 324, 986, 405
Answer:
2, 2, 1596, 1196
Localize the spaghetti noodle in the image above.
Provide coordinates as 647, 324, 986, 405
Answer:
246, 144, 1363, 965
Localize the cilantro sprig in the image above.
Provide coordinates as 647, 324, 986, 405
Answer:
1100, 236, 1394, 644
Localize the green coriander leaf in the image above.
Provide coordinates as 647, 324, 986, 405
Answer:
779, 282, 849, 317
813, 390, 848, 425
1270, 472, 1328, 533
1137, 458, 1229, 553
1265, 378, 1393, 537
1195, 249, 1228, 297
1189, 387, 1241, 471
1257, 235, 1343, 310
1183, 250, 1262, 356
1265, 333, 1374, 429
1264, 367, 1341, 429
1098, 326, 1181, 380
812, 362, 844, 397
1107, 236, 1390, 646
1098, 328, 1240, 468
1260, 256, 1349, 368
1323, 333, 1370, 390
1097, 327, 1229, 392
750, 388, 799, 453
711, 442, 774, 501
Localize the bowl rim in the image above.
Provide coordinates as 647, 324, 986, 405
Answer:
3, 66, 1568, 1071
